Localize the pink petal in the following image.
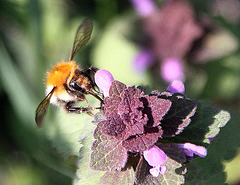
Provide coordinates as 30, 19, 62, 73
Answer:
178, 143, 207, 158
167, 80, 185, 94
149, 167, 160, 177
159, 165, 166, 174
149, 165, 166, 177
143, 145, 167, 167
161, 58, 184, 82
130, 0, 156, 17
94, 69, 114, 97
133, 49, 155, 73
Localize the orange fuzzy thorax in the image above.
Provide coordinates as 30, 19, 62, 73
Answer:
46, 61, 78, 93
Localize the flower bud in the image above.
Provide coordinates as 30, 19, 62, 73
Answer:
133, 49, 154, 73
94, 69, 114, 97
130, 0, 156, 17
167, 80, 185, 94
161, 58, 184, 83
177, 143, 207, 158
143, 145, 167, 177
150, 165, 166, 177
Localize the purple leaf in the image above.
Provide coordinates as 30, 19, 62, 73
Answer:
122, 126, 163, 153
141, 95, 172, 127
158, 92, 198, 137
90, 122, 128, 171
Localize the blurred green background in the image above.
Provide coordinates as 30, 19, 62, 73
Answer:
0, 0, 240, 184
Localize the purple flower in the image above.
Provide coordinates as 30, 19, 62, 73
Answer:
131, 0, 203, 82
167, 80, 185, 94
143, 145, 167, 177
101, 80, 172, 153
144, 0, 203, 60
161, 58, 184, 83
149, 166, 166, 177
133, 49, 155, 73
94, 69, 200, 178
130, 0, 156, 17
177, 143, 207, 158
94, 69, 114, 97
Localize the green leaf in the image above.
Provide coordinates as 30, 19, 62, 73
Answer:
45, 95, 99, 157
214, 16, 240, 42
181, 106, 231, 184
173, 105, 230, 145
99, 167, 135, 185
202, 58, 240, 100
185, 113, 238, 185
76, 134, 134, 185
156, 103, 230, 184
45, 110, 96, 157
204, 110, 230, 143
184, 152, 227, 185
156, 92, 198, 137
136, 144, 186, 185
0, 40, 38, 125
76, 134, 105, 185
90, 122, 128, 171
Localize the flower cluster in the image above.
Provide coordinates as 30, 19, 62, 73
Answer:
131, 0, 203, 82
92, 69, 207, 178
101, 80, 171, 153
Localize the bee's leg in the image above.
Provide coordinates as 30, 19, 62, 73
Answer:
87, 90, 103, 103
65, 101, 100, 115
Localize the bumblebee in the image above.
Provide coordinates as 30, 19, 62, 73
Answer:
35, 19, 102, 127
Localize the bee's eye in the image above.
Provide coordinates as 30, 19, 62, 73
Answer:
70, 81, 86, 93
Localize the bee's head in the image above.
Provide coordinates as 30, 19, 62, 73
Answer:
68, 69, 95, 94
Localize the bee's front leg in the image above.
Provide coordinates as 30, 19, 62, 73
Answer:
65, 101, 99, 116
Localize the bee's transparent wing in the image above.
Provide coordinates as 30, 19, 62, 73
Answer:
35, 87, 56, 127
69, 19, 93, 61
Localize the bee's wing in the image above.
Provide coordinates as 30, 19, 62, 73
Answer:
35, 87, 56, 127
68, 19, 93, 61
